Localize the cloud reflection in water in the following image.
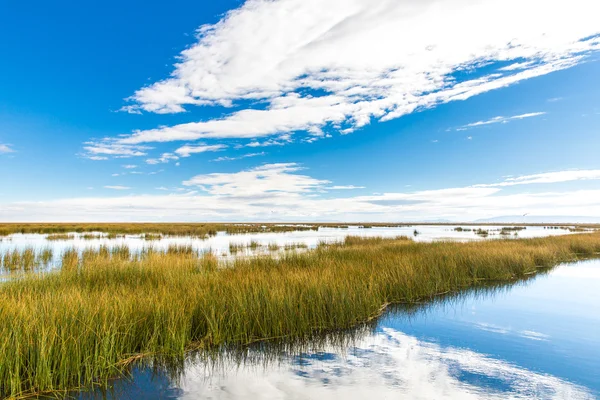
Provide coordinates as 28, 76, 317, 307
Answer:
176, 328, 593, 399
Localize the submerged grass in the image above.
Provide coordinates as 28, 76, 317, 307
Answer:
1, 233, 600, 397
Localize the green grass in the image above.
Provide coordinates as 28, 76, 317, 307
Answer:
1, 233, 600, 397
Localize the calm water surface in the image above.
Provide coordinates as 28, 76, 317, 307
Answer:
75, 259, 600, 400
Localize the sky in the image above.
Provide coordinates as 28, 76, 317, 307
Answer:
1, 0, 599, 222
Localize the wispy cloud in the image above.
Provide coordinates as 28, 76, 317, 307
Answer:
474, 169, 600, 187
0, 144, 15, 154
122, 164, 137, 169
146, 153, 179, 165
83, 142, 151, 159
326, 185, 365, 190
457, 112, 546, 130
211, 152, 266, 162
88, 0, 598, 152
174, 143, 227, 157
103, 185, 131, 190
246, 135, 293, 148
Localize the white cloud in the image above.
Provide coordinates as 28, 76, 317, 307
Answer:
87, 156, 108, 161
4, 167, 600, 221
102, 0, 598, 148
183, 163, 330, 197
122, 164, 138, 169
458, 112, 546, 130
0, 144, 15, 154
326, 185, 365, 190
174, 143, 227, 157
246, 135, 293, 148
212, 152, 266, 162
475, 169, 600, 187
83, 142, 151, 158
103, 185, 131, 190
146, 152, 179, 164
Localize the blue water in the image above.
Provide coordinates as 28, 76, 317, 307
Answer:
78, 259, 600, 399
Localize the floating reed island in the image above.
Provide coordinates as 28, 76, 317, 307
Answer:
1, 233, 600, 397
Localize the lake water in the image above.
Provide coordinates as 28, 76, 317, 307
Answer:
0, 225, 579, 271
71, 258, 600, 399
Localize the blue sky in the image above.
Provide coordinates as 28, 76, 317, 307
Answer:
1, 0, 599, 222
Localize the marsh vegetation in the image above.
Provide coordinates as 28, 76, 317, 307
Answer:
0, 223, 320, 238
1, 247, 53, 273
1, 233, 600, 397
3, 222, 594, 239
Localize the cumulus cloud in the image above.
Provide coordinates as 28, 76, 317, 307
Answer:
457, 112, 547, 130
100, 0, 599, 148
183, 163, 330, 197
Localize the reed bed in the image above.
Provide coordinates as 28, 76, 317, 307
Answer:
0, 223, 319, 238
284, 242, 308, 250
1, 233, 600, 397
1, 248, 54, 273
268, 243, 281, 251
46, 234, 75, 241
